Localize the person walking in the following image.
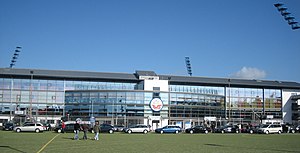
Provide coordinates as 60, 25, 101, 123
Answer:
61, 121, 66, 133
93, 121, 100, 140
82, 123, 89, 140
74, 121, 81, 140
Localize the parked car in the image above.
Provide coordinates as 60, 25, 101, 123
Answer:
248, 125, 263, 134
185, 125, 210, 134
258, 124, 282, 134
41, 123, 53, 131
293, 125, 300, 133
54, 123, 91, 133
215, 125, 239, 134
281, 124, 295, 133
124, 125, 150, 134
100, 124, 116, 134
155, 125, 182, 134
240, 124, 251, 133
54, 124, 63, 133
13, 122, 46, 133
3, 122, 15, 131
54, 123, 76, 133
114, 125, 125, 132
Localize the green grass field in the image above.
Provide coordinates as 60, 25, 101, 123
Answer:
0, 131, 299, 153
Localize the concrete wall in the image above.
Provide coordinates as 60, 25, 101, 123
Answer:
282, 89, 300, 124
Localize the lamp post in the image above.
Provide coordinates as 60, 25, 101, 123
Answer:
168, 77, 171, 125
228, 79, 231, 122
112, 99, 114, 125
29, 70, 33, 121
9, 78, 13, 121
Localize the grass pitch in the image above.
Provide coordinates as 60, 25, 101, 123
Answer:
0, 131, 299, 153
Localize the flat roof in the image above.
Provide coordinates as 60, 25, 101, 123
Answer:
1, 68, 300, 89
0, 68, 138, 82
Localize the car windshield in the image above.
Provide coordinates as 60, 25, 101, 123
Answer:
221, 125, 230, 128
261, 124, 269, 128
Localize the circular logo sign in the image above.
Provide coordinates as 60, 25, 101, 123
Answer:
149, 98, 163, 112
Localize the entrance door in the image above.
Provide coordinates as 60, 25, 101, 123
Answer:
152, 120, 160, 130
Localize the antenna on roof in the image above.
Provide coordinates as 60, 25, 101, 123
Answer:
185, 57, 192, 76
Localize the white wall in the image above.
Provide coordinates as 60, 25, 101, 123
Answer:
143, 80, 169, 91
282, 89, 300, 124
142, 79, 169, 129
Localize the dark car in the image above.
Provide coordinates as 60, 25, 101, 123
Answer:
281, 124, 293, 133
248, 125, 263, 134
3, 122, 15, 131
215, 125, 239, 133
54, 123, 77, 133
114, 125, 125, 132
290, 125, 300, 133
185, 125, 210, 134
295, 125, 300, 133
155, 125, 182, 134
54, 123, 91, 133
100, 124, 116, 134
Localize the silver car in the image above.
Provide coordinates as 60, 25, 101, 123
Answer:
124, 125, 150, 134
258, 124, 282, 134
14, 122, 46, 133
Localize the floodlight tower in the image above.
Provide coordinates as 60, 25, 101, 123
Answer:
185, 57, 192, 76
274, 3, 300, 30
9, 46, 22, 68
8, 46, 21, 121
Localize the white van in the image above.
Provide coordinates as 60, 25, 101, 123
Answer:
258, 124, 282, 134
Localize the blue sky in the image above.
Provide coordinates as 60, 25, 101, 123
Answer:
1, 0, 300, 82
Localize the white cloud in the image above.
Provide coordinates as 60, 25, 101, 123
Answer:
231, 67, 266, 79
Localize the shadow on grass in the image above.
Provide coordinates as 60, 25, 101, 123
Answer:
204, 144, 298, 153
61, 137, 94, 140
62, 137, 74, 140
204, 144, 224, 147
0, 146, 26, 153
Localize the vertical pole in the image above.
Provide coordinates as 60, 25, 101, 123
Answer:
63, 80, 66, 117
168, 77, 172, 125
168, 81, 171, 125
9, 78, 13, 121
228, 79, 231, 122
111, 96, 114, 125
29, 71, 33, 121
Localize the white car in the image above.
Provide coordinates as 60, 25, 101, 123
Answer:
124, 125, 150, 134
14, 122, 46, 133
258, 124, 282, 134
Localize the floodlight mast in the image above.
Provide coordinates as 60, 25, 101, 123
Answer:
274, 3, 300, 30
9, 46, 22, 68
185, 57, 192, 76
9, 46, 22, 121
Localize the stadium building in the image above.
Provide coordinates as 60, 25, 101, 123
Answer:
0, 68, 299, 129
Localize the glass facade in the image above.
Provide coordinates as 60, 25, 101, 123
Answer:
226, 87, 282, 123
169, 85, 225, 119
0, 74, 287, 127
0, 78, 64, 124
65, 91, 146, 125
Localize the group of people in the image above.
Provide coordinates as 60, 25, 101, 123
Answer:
61, 120, 100, 140
74, 121, 100, 140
